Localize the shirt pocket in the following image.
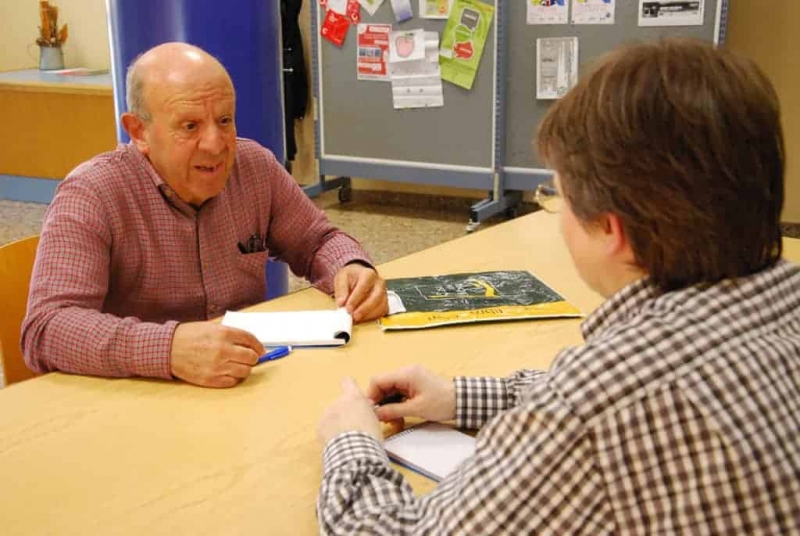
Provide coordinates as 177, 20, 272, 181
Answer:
235, 250, 269, 307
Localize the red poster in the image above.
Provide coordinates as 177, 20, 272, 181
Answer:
356, 23, 391, 81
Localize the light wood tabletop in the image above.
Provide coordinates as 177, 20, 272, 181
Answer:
0, 212, 796, 535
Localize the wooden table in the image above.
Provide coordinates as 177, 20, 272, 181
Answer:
1, 213, 796, 535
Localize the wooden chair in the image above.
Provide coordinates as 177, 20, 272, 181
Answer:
0, 235, 40, 386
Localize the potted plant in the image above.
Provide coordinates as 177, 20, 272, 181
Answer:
36, 1, 68, 70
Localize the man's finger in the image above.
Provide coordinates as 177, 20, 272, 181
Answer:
224, 326, 265, 355
224, 360, 254, 379
333, 271, 351, 307
352, 285, 389, 323
344, 273, 373, 314
376, 399, 417, 422
367, 370, 412, 402
340, 376, 362, 396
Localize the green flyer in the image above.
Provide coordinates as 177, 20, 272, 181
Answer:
439, 0, 494, 90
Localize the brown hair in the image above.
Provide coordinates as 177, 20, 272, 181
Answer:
537, 39, 784, 292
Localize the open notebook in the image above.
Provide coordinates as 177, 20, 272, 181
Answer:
221, 308, 353, 347
384, 422, 476, 482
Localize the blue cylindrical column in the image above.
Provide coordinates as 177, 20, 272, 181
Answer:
107, 0, 289, 300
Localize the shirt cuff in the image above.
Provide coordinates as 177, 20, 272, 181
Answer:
455, 376, 511, 429
322, 431, 390, 476
125, 320, 179, 380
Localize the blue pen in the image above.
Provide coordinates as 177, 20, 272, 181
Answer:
257, 345, 292, 364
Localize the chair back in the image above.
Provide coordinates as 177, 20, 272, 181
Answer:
0, 235, 39, 386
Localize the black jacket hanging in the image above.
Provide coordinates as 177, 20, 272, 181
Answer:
281, 0, 308, 163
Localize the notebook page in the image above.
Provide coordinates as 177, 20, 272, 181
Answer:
221, 308, 352, 346
384, 422, 476, 481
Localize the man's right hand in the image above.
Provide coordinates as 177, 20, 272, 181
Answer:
170, 322, 265, 388
366, 365, 457, 423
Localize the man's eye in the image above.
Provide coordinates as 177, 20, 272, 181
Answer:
184, 122, 197, 131
220, 117, 233, 126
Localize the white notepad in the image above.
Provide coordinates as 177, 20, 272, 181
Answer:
221, 308, 353, 347
384, 422, 476, 481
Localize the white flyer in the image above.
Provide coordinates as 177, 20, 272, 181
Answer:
527, 0, 568, 25
536, 37, 578, 100
358, 0, 386, 16
390, 0, 414, 22
638, 0, 704, 26
389, 29, 426, 63
419, 0, 454, 19
327, 0, 349, 14
572, 0, 615, 25
390, 31, 444, 109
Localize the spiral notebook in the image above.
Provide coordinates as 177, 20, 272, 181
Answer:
221, 308, 352, 347
384, 422, 476, 481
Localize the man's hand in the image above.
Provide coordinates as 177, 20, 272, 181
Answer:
333, 263, 388, 323
367, 365, 457, 423
318, 377, 383, 447
170, 322, 265, 388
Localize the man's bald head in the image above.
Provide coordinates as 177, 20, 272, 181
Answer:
125, 42, 233, 121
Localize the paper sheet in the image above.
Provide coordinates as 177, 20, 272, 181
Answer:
527, 0, 568, 25
358, 23, 392, 80
221, 308, 353, 347
390, 0, 413, 22
419, 0, 453, 19
439, 0, 495, 90
390, 30, 444, 109
638, 0, 704, 26
358, 0, 385, 16
536, 36, 578, 100
572, 0, 615, 25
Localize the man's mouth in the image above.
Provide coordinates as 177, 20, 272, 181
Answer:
194, 163, 222, 173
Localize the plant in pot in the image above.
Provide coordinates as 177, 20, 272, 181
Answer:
36, 1, 68, 70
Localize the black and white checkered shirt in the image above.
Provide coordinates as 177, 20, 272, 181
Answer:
318, 260, 800, 534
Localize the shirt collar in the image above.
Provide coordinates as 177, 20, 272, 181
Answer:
581, 276, 659, 341
123, 142, 199, 218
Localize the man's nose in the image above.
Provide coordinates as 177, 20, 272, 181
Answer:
198, 124, 225, 154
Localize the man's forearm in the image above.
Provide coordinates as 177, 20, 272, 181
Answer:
22, 306, 177, 379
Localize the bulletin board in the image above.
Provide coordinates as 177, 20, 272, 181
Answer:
502, 0, 728, 190
308, 0, 502, 197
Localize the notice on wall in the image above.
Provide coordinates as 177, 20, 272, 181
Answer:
527, 0, 568, 25
638, 0, 704, 26
390, 31, 444, 109
572, 0, 615, 25
536, 37, 578, 100
439, 0, 495, 90
357, 23, 392, 80
420, 0, 454, 19
358, 0, 386, 16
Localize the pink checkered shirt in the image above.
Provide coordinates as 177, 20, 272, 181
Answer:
22, 139, 371, 379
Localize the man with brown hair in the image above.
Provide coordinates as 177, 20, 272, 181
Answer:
315, 39, 800, 533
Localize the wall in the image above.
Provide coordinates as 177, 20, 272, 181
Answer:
726, 2, 800, 223
0, 0, 110, 72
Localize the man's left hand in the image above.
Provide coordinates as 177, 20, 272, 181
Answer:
318, 377, 383, 447
334, 263, 388, 323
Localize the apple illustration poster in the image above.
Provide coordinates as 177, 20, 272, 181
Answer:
439, 0, 495, 90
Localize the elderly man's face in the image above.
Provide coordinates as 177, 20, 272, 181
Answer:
142, 73, 237, 206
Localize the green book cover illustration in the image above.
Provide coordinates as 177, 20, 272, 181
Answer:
439, 0, 494, 90
380, 270, 583, 330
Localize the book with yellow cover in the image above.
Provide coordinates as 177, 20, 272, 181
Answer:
379, 270, 582, 330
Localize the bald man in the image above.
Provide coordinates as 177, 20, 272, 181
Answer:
22, 43, 388, 388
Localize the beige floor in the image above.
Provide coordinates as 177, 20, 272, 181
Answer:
0, 190, 524, 387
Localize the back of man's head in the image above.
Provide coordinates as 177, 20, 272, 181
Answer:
537, 38, 784, 292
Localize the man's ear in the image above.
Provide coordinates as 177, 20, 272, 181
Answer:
598, 213, 636, 264
121, 112, 150, 155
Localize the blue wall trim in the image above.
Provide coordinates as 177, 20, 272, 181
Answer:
0, 175, 57, 204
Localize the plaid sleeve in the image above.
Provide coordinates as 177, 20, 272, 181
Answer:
258, 152, 372, 295
318, 379, 614, 535
21, 180, 176, 379
455, 369, 548, 429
